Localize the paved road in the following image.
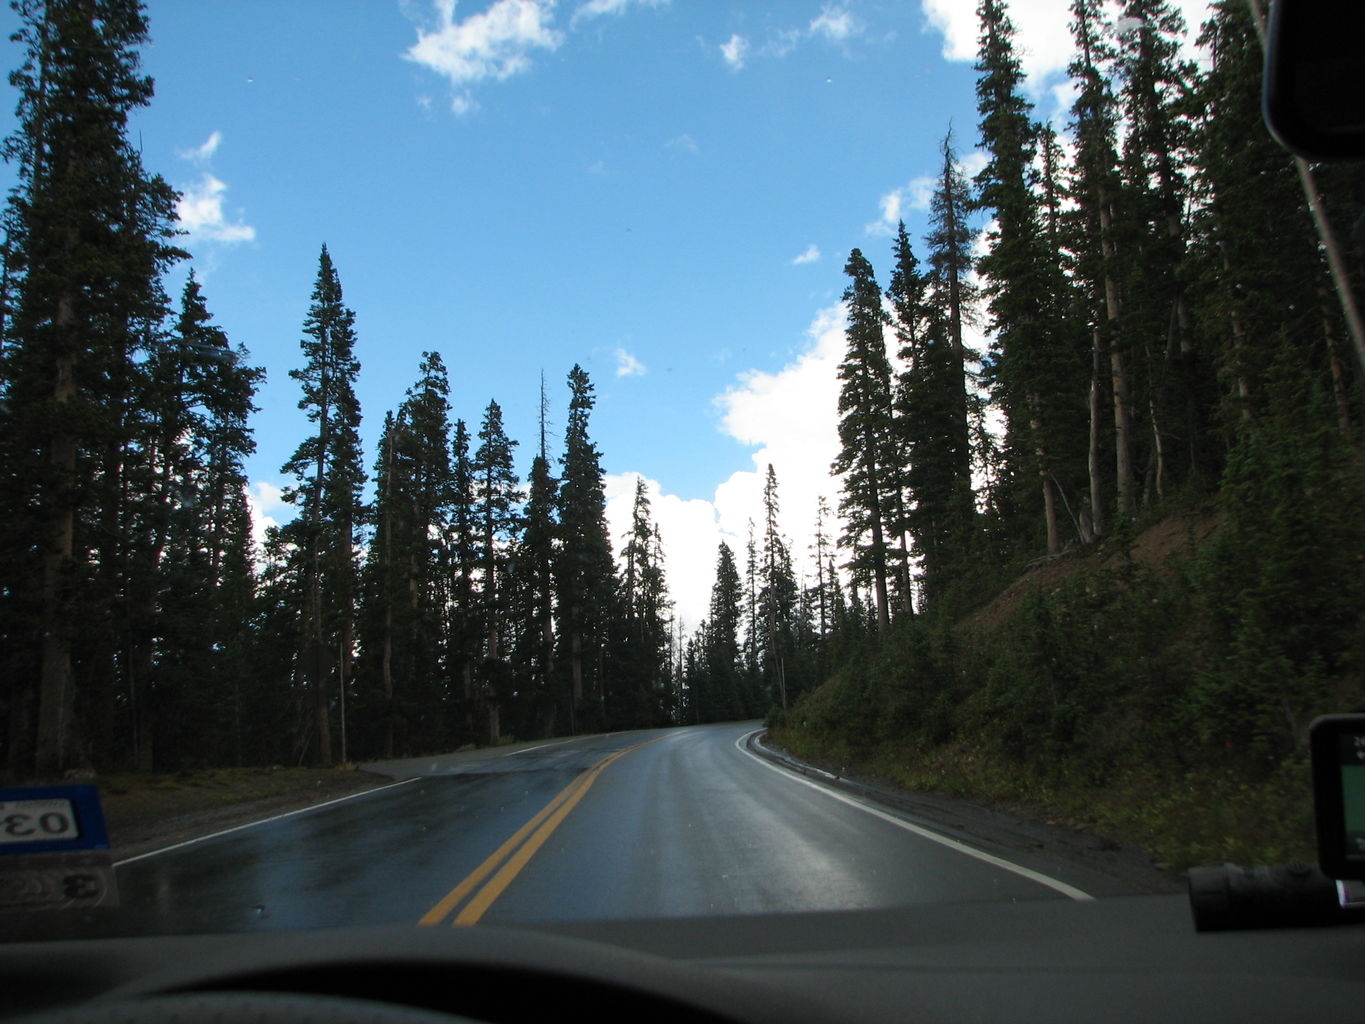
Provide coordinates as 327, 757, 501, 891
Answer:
57, 722, 1140, 937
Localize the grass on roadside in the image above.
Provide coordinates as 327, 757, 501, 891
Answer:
91, 765, 382, 841
769, 728, 1316, 872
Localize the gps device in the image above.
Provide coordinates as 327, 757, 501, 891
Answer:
1310, 714, 1365, 881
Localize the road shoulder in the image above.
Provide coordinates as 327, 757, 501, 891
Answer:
747, 729, 1181, 896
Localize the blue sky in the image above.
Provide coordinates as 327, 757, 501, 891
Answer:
0, 0, 1212, 628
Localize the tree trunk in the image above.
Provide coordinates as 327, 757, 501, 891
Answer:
1111, 344, 1135, 517
382, 604, 394, 759
1088, 328, 1106, 540
1030, 396, 1061, 555
35, 295, 77, 778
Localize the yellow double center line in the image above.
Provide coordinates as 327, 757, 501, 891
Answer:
419, 736, 661, 927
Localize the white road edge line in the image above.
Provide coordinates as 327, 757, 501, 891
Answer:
113, 777, 421, 867
735, 730, 1094, 903
501, 737, 579, 757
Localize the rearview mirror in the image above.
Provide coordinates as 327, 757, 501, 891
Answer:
1263, 0, 1365, 159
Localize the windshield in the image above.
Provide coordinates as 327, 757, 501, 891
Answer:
1, 0, 1360, 942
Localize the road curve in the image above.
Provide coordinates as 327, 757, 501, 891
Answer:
40, 721, 1138, 939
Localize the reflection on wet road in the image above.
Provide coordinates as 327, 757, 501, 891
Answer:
48, 722, 1125, 938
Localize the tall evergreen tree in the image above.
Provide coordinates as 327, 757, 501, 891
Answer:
472, 398, 519, 742
884, 224, 927, 614
447, 417, 478, 715
893, 137, 980, 608
0, 0, 183, 775
356, 353, 452, 758
1189, 1, 1338, 431
833, 248, 896, 632
757, 465, 799, 709
279, 245, 365, 766
510, 379, 558, 736
141, 274, 261, 767
923, 134, 978, 490
974, 0, 1088, 555
554, 365, 616, 731
1115, 0, 1207, 491
473, 399, 520, 663
611, 477, 671, 727
1067, 0, 1128, 535
705, 542, 745, 721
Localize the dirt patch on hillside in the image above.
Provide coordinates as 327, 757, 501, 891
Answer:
966, 508, 1221, 634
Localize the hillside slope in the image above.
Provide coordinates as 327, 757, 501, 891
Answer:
770, 498, 1363, 871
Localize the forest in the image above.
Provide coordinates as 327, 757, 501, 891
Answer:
3, 0, 1364, 870
769, 0, 1365, 867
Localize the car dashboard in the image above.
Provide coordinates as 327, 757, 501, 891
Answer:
3, 894, 1364, 1024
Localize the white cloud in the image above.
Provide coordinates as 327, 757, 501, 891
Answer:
809, 4, 858, 42
731, 4, 862, 67
866, 187, 903, 236
176, 174, 256, 245
763, 27, 804, 60
606, 306, 851, 632
178, 130, 221, 163
572, 0, 667, 26
866, 149, 989, 235
405, 0, 564, 114
604, 472, 723, 630
958, 147, 989, 180
666, 133, 699, 154
712, 304, 847, 580
920, 0, 1214, 110
247, 481, 291, 555
792, 244, 821, 265
720, 33, 749, 70
615, 347, 646, 377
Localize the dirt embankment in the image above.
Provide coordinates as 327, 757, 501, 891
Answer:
965, 508, 1221, 634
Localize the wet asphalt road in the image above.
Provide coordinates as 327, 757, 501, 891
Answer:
72, 722, 1132, 936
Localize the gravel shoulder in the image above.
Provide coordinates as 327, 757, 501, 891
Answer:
750, 730, 1183, 896
98, 767, 393, 862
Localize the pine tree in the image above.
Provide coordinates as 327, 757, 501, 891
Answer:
884, 224, 926, 614
357, 353, 452, 758
510, 378, 559, 736
893, 137, 981, 608
1189, 0, 1341, 433
555, 365, 617, 731
833, 248, 895, 631
700, 542, 745, 722
473, 399, 519, 662
279, 245, 365, 766
808, 496, 835, 678
0, 0, 183, 775
140, 274, 261, 767
757, 465, 799, 709
974, 0, 1088, 555
472, 398, 519, 742
1067, 0, 1127, 534
923, 134, 978, 491
1115, 0, 1208, 491
447, 417, 479, 719
743, 521, 760, 680
611, 477, 671, 727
